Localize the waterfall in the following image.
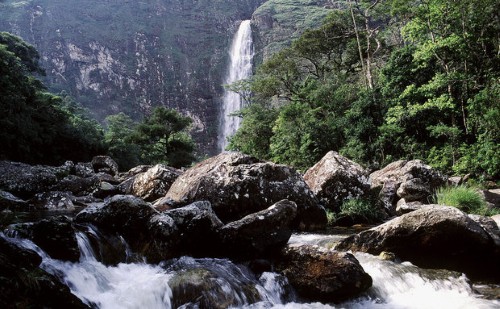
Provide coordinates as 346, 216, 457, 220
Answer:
218, 20, 254, 152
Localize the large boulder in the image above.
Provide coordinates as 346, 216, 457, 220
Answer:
303, 151, 370, 210
276, 244, 372, 302
119, 164, 182, 202
161, 201, 224, 258
75, 195, 158, 249
167, 257, 261, 308
52, 175, 100, 196
369, 160, 447, 215
0, 234, 89, 308
0, 161, 70, 198
162, 152, 326, 230
29, 191, 76, 211
218, 199, 297, 259
336, 205, 500, 280
8, 216, 80, 262
91, 155, 119, 176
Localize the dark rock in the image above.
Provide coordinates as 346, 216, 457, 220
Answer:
0, 190, 28, 211
163, 152, 326, 230
336, 205, 500, 280
119, 164, 182, 202
304, 151, 370, 210
0, 161, 69, 198
276, 244, 372, 302
17, 216, 80, 262
52, 174, 100, 196
74, 162, 94, 178
91, 155, 119, 176
369, 160, 447, 214
167, 201, 223, 248
396, 178, 431, 202
92, 181, 119, 199
75, 195, 158, 246
218, 200, 297, 259
0, 234, 88, 308
167, 257, 261, 309
29, 191, 76, 210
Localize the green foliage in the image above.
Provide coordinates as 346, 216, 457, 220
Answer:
327, 198, 385, 226
0, 32, 105, 165
435, 186, 498, 216
105, 107, 196, 170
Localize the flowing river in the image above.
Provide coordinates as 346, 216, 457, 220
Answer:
3, 229, 499, 308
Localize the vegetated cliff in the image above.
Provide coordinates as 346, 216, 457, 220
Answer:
0, 0, 266, 156
251, 0, 337, 65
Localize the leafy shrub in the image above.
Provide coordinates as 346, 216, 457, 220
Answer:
435, 186, 498, 216
327, 198, 385, 226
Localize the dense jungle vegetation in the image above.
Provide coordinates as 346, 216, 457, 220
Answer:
228, 0, 499, 178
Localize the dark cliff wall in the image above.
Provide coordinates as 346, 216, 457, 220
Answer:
0, 0, 267, 156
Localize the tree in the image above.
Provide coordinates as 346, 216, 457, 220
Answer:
104, 112, 141, 171
131, 107, 195, 168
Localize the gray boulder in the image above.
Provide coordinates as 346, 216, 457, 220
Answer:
395, 198, 423, 215
276, 244, 372, 302
162, 152, 326, 230
52, 175, 100, 196
0, 161, 69, 198
369, 160, 447, 215
119, 164, 181, 202
29, 191, 76, 210
304, 151, 370, 211
91, 155, 119, 176
336, 205, 500, 280
218, 199, 297, 259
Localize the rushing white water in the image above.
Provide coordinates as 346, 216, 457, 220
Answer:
3, 230, 499, 308
218, 20, 254, 152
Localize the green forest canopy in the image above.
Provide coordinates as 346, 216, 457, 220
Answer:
228, 0, 499, 178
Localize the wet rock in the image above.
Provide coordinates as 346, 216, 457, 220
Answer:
0, 234, 88, 308
119, 164, 181, 202
163, 152, 326, 231
75, 195, 158, 246
0, 161, 69, 198
336, 205, 500, 280
0, 190, 28, 211
369, 160, 447, 214
29, 191, 76, 210
304, 151, 370, 211
9, 216, 80, 262
218, 199, 297, 259
277, 244, 372, 302
164, 201, 223, 257
92, 181, 119, 199
91, 155, 119, 176
74, 162, 94, 178
167, 257, 261, 309
52, 174, 100, 196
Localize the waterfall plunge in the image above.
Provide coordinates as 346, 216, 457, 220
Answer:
218, 20, 254, 152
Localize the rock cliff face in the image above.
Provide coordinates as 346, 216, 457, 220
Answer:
0, 0, 266, 155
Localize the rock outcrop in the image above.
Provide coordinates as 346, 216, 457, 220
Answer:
369, 160, 447, 215
219, 199, 297, 259
0, 234, 89, 308
162, 152, 327, 230
118, 164, 181, 202
304, 151, 370, 211
336, 205, 500, 280
276, 244, 372, 302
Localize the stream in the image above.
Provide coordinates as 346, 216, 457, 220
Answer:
4, 228, 499, 308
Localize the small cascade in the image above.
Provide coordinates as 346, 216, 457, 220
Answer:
218, 19, 254, 152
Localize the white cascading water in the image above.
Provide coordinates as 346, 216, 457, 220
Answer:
218, 19, 254, 152
3, 230, 499, 308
